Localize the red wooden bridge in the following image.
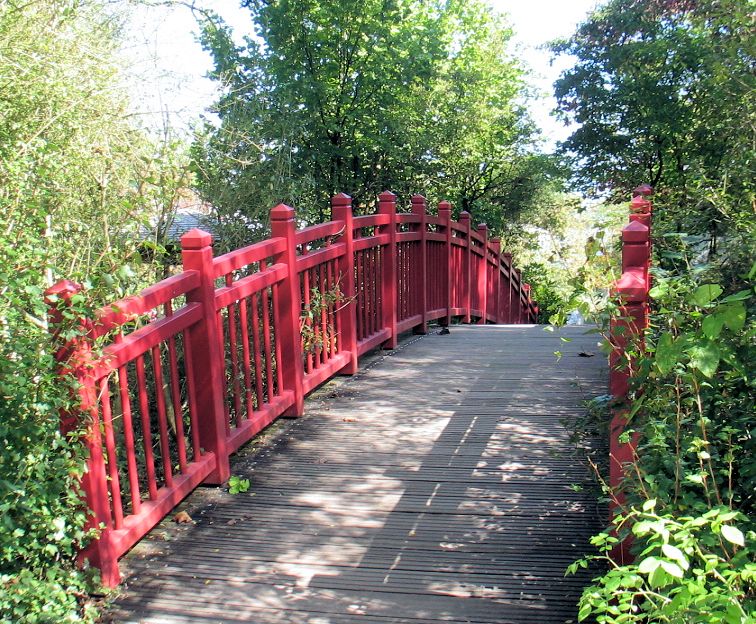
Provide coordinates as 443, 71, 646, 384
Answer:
47, 188, 653, 623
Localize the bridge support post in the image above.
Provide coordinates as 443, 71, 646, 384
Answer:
502, 252, 513, 323
45, 280, 121, 587
490, 238, 501, 323
459, 211, 472, 323
181, 229, 232, 483
609, 185, 653, 564
269, 206, 306, 414
477, 223, 488, 324
438, 200, 453, 327
379, 191, 398, 348
331, 194, 359, 373
411, 195, 428, 335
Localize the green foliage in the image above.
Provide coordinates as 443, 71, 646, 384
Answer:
567, 261, 755, 623
193, 0, 553, 241
552, 0, 755, 259
228, 476, 251, 495
570, 504, 754, 623
0, 1, 192, 620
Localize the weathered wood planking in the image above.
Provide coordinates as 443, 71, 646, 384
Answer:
109, 325, 606, 624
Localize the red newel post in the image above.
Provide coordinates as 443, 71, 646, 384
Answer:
45, 280, 120, 587
477, 223, 488, 324
379, 191, 399, 348
331, 193, 359, 373
502, 252, 513, 323
181, 229, 231, 483
459, 211, 472, 323
411, 194, 428, 334
609, 186, 653, 564
439, 200, 453, 327
490, 238, 502, 323
268, 206, 307, 411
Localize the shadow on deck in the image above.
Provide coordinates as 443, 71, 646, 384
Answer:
109, 325, 607, 624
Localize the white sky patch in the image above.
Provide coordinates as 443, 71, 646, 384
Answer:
123, 0, 598, 146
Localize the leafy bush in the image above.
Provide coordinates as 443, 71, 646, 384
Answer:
0, 2, 189, 620
569, 263, 755, 622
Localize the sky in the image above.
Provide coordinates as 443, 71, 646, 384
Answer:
124, 0, 598, 147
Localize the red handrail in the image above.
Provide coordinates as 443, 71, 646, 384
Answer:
45, 191, 538, 586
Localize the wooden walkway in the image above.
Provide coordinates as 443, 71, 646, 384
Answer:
109, 325, 606, 624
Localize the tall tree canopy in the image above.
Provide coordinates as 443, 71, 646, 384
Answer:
552, 0, 754, 261
193, 0, 552, 243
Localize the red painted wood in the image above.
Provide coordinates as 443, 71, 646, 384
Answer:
116, 364, 141, 514
270, 205, 305, 415
259, 261, 276, 403
91, 272, 200, 339
378, 191, 398, 349
249, 293, 265, 410
211, 238, 286, 278
609, 185, 653, 565
412, 195, 428, 335
331, 194, 358, 374
477, 223, 488, 325
459, 212, 472, 323
180, 229, 231, 484
490, 238, 502, 322
47, 189, 540, 587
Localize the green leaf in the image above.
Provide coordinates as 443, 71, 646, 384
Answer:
720, 525, 745, 547
642, 498, 657, 512
661, 544, 689, 570
654, 332, 679, 374
720, 302, 746, 332
638, 556, 661, 574
659, 560, 684, 578
720, 289, 752, 303
687, 342, 720, 377
689, 284, 723, 307
702, 314, 726, 339
648, 283, 668, 299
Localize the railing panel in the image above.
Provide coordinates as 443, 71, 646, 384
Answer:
47, 189, 538, 587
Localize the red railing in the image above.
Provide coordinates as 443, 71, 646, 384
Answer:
608, 183, 653, 563
46, 192, 538, 586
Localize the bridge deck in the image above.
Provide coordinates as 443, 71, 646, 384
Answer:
110, 325, 606, 624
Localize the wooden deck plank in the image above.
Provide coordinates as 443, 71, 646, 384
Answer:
109, 325, 606, 624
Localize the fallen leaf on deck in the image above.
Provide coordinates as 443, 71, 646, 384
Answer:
173, 511, 193, 524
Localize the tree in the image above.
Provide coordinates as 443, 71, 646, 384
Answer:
551, 0, 755, 263
0, 1, 188, 619
193, 0, 546, 240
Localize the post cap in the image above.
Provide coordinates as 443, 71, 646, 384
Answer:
632, 184, 654, 197
44, 279, 83, 304
180, 228, 213, 249
630, 195, 652, 214
477, 223, 488, 232
523, 283, 531, 292
331, 193, 352, 206
378, 190, 396, 202
438, 200, 452, 212
459, 211, 471, 221
622, 219, 650, 243
269, 203, 295, 222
